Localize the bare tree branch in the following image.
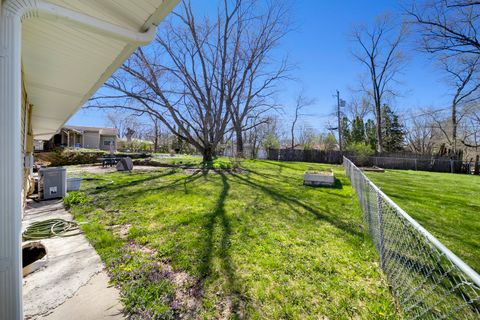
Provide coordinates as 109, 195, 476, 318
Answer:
351, 14, 407, 152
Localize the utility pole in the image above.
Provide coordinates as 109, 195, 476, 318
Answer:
336, 90, 343, 152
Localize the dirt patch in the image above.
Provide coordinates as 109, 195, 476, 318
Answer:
158, 261, 203, 319
110, 224, 131, 239
214, 293, 246, 320
127, 242, 203, 318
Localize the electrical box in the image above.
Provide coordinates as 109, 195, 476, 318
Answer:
38, 167, 67, 200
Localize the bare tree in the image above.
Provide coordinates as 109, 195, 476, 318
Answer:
242, 115, 278, 158
89, 0, 288, 161
345, 94, 372, 121
460, 103, 480, 148
225, 1, 290, 157
405, 113, 436, 153
297, 125, 317, 149
289, 93, 314, 149
106, 112, 147, 139
441, 55, 480, 151
352, 14, 407, 152
147, 114, 161, 153
407, 0, 480, 56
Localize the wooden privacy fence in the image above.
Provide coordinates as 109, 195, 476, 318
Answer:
267, 148, 347, 164
267, 149, 480, 174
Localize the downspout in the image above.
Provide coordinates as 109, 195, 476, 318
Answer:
0, 1, 159, 319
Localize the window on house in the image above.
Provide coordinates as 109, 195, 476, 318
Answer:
103, 140, 113, 146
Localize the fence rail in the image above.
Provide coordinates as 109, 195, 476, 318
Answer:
343, 156, 480, 319
267, 149, 480, 174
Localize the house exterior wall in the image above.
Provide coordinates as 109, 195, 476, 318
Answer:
62, 131, 82, 147
74, 133, 82, 147
60, 131, 67, 145
21, 75, 34, 207
45, 128, 117, 150
99, 135, 117, 151
83, 131, 100, 149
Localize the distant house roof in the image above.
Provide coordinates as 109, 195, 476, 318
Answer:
63, 125, 118, 136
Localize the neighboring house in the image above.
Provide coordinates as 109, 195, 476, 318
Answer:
0, 0, 179, 318
44, 126, 118, 151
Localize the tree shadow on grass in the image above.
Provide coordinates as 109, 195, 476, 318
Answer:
229, 172, 364, 240
198, 173, 244, 318
103, 170, 208, 202
88, 169, 178, 195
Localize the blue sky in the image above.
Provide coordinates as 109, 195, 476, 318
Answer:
68, 0, 450, 131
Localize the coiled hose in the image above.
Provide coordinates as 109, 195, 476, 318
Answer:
22, 218, 82, 241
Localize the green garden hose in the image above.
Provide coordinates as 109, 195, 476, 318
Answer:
22, 218, 82, 241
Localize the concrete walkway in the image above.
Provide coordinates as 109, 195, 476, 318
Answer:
22, 199, 124, 319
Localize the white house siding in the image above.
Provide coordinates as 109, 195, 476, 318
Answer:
83, 131, 100, 149
21, 77, 34, 207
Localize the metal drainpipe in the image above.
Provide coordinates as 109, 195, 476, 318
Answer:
0, 1, 159, 318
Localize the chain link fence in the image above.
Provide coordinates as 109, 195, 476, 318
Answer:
344, 157, 480, 319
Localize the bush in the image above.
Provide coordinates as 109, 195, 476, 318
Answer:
118, 140, 153, 152
35, 149, 107, 166
64, 191, 88, 209
211, 159, 233, 170
346, 143, 374, 166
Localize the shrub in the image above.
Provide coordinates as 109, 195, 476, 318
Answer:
211, 158, 233, 170
35, 149, 107, 166
64, 191, 88, 209
118, 139, 153, 152
346, 142, 374, 166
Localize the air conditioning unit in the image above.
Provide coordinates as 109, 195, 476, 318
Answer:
38, 167, 67, 200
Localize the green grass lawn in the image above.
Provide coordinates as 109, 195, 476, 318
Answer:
366, 169, 480, 273
66, 160, 399, 319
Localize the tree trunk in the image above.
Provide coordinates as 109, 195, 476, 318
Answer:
202, 144, 214, 162
452, 102, 457, 152
235, 127, 244, 158
153, 121, 159, 153
375, 102, 383, 153
291, 127, 295, 149
251, 136, 257, 159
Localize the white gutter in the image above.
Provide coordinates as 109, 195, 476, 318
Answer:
0, 0, 162, 319
8, 0, 157, 45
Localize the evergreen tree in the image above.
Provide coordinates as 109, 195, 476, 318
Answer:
351, 116, 366, 144
340, 116, 351, 148
381, 105, 404, 152
365, 119, 377, 151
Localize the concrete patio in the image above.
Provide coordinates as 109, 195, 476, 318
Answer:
22, 199, 124, 319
